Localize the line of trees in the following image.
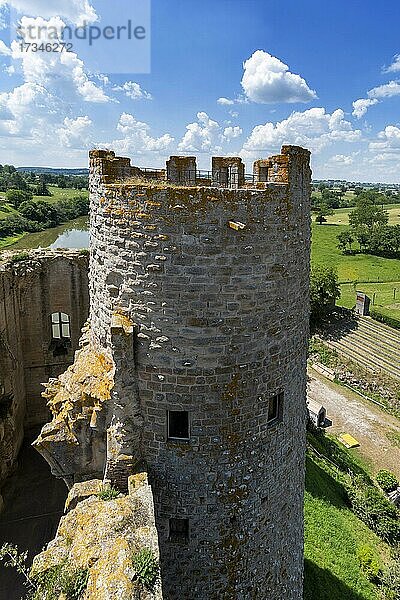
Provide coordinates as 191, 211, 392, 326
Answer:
0, 164, 88, 194
312, 187, 400, 214
337, 196, 400, 258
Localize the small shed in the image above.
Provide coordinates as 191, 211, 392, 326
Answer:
355, 292, 371, 316
307, 399, 327, 428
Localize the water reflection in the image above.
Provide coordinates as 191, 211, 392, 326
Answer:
9, 216, 89, 250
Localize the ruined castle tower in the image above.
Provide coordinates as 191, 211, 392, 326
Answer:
36, 146, 311, 600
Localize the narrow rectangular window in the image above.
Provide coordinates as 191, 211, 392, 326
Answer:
168, 411, 189, 440
169, 518, 189, 542
267, 392, 283, 425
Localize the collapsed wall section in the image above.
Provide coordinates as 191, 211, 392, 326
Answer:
0, 250, 89, 501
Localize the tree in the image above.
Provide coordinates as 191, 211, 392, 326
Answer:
321, 188, 340, 209
19, 200, 59, 226
57, 175, 67, 189
349, 199, 389, 229
35, 176, 52, 196
7, 171, 27, 191
315, 202, 333, 225
310, 265, 341, 326
337, 230, 354, 254
5, 189, 33, 209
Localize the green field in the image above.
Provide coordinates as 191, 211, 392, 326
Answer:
36, 185, 88, 203
311, 223, 400, 318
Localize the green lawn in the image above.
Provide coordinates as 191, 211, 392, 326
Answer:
311, 223, 400, 282
304, 458, 385, 600
34, 185, 88, 204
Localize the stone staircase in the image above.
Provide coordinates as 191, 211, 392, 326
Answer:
320, 315, 400, 380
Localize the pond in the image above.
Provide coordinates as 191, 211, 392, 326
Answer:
9, 216, 90, 250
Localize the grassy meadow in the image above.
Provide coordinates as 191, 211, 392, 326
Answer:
324, 204, 400, 226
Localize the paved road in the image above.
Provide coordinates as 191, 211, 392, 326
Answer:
0, 432, 67, 600
308, 371, 400, 478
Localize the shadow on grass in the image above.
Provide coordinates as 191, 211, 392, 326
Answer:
304, 559, 368, 600
305, 456, 348, 508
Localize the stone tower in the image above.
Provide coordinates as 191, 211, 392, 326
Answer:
36, 146, 312, 600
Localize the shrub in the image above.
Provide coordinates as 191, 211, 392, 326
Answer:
97, 485, 120, 501
345, 476, 400, 544
132, 548, 159, 591
9, 252, 29, 264
381, 554, 400, 599
0, 543, 89, 600
370, 309, 400, 331
5, 189, 33, 208
376, 470, 399, 493
33, 564, 89, 600
357, 545, 382, 582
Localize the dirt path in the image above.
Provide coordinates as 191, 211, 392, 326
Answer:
308, 370, 400, 478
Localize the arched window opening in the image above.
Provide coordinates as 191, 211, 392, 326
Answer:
51, 312, 71, 340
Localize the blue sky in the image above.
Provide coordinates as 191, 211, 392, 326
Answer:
0, 0, 400, 181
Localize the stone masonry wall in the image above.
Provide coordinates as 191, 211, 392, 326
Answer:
83, 145, 311, 599
0, 250, 89, 502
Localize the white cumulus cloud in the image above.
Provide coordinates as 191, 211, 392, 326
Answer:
368, 81, 400, 99
178, 112, 223, 153
0, 81, 56, 135
217, 97, 235, 106
241, 50, 317, 104
223, 126, 242, 140
10, 17, 110, 103
370, 125, 400, 152
0, 0, 97, 25
178, 112, 243, 153
110, 113, 174, 155
329, 154, 355, 165
352, 98, 378, 118
383, 54, 400, 73
114, 81, 152, 101
57, 115, 92, 147
241, 107, 361, 159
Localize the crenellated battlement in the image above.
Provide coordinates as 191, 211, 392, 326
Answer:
89, 145, 311, 189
